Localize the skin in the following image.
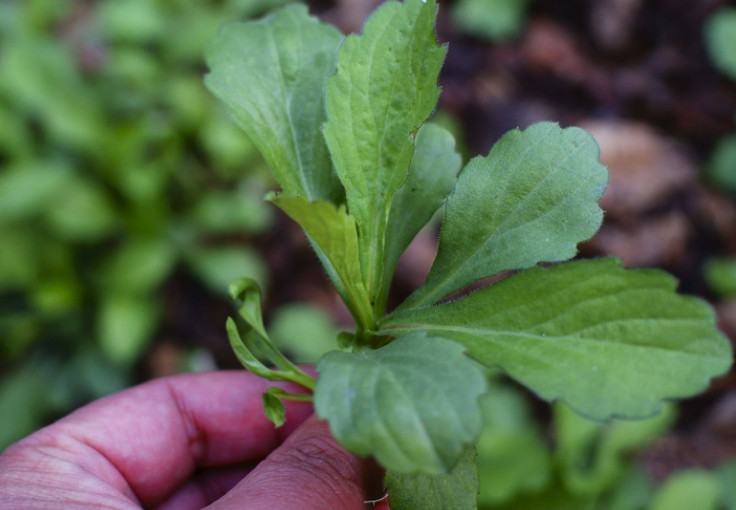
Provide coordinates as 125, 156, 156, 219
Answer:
0, 371, 390, 510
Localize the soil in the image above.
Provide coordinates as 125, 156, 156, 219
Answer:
149, 0, 736, 483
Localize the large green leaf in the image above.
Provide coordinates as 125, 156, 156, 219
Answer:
403, 122, 608, 309
377, 123, 461, 314
383, 258, 732, 420
269, 193, 373, 329
204, 5, 343, 202
385, 446, 478, 510
323, 0, 446, 299
314, 333, 487, 474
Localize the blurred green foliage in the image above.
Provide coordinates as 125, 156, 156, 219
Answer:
476, 377, 736, 510
704, 258, 736, 299
705, 8, 736, 82
704, 8, 736, 195
703, 7, 736, 301
451, 0, 529, 42
0, 0, 297, 449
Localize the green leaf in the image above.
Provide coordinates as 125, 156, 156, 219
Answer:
402, 122, 608, 309
601, 466, 655, 510
101, 237, 177, 295
378, 123, 462, 314
494, 473, 597, 510
98, 294, 160, 364
186, 245, 266, 295
228, 277, 273, 344
705, 7, 736, 81
227, 281, 316, 391
475, 381, 551, 505
452, 0, 530, 42
554, 402, 675, 496
383, 258, 732, 420
269, 193, 373, 329
226, 317, 274, 380
204, 4, 343, 201
263, 388, 287, 427
45, 177, 119, 242
314, 333, 487, 474
649, 470, 720, 510
323, 0, 446, 299
189, 186, 273, 234
385, 446, 478, 510
0, 162, 73, 222
705, 134, 736, 194
269, 304, 339, 363
704, 257, 736, 297
716, 461, 736, 510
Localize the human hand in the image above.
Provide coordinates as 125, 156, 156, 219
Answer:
0, 371, 389, 509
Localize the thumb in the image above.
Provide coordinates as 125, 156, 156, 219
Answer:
208, 416, 384, 510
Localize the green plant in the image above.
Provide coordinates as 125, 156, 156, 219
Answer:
474, 375, 674, 509
452, 0, 530, 42
0, 0, 291, 449
705, 7, 736, 82
704, 8, 736, 194
205, 1, 732, 507
702, 7, 736, 299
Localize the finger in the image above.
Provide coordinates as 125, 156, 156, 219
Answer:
208, 416, 379, 510
155, 464, 253, 510
10, 371, 313, 508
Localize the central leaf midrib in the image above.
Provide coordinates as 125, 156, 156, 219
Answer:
385, 320, 719, 358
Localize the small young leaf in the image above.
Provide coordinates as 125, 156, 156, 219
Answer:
385, 446, 479, 510
268, 193, 373, 328
205, 5, 343, 201
228, 279, 315, 389
261, 386, 313, 428
384, 258, 732, 420
378, 123, 462, 314
229, 277, 270, 341
402, 122, 608, 309
323, 0, 446, 299
262, 388, 287, 427
314, 333, 487, 474
226, 317, 273, 380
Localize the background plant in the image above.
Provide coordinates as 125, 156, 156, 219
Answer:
703, 7, 736, 301
0, 0, 303, 449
